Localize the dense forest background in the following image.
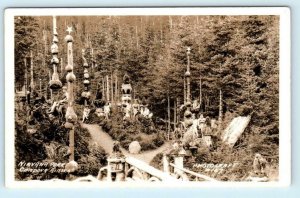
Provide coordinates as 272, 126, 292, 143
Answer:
14, 15, 279, 161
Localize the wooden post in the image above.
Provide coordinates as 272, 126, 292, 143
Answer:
163, 154, 170, 174
107, 161, 112, 182
69, 128, 75, 161
174, 155, 184, 175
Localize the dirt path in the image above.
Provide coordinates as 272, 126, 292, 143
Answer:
82, 123, 170, 164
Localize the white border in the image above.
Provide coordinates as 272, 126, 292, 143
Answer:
5, 7, 291, 188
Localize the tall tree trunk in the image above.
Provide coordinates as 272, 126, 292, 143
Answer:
42, 27, 46, 94
114, 74, 118, 103
60, 58, 63, 77
24, 58, 28, 101
91, 48, 94, 76
24, 57, 29, 125
49, 70, 52, 100
111, 72, 114, 104
169, 16, 173, 29
102, 76, 105, 101
39, 79, 42, 94
160, 21, 163, 44
133, 86, 136, 100
174, 98, 177, 131
184, 77, 186, 104
167, 94, 170, 141
30, 50, 34, 91
106, 75, 110, 102
176, 98, 180, 123
135, 25, 139, 49
218, 89, 223, 134
218, 63, 223, 134
199, 78, 202, 111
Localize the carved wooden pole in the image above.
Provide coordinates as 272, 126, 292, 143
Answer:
81, 49, 91, 106
183, 47, 192, 124
185, 47, 191, 110
43, 26, 49, 98
49, 16, 62, 100
64, 26, 78, 173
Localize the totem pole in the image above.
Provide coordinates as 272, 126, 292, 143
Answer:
183, 47, 192, 126
49, 16, 62, 101
64, 26, 78, 172
81, 49, 91, 122
185, 47, 191, 110
182, 47, 197, 148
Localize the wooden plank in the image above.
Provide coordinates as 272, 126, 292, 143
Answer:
125, 157, 177, 181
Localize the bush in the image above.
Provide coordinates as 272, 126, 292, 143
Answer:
76, 143, 108, 176
100, 111, 166, 152
15, 106, 108, 181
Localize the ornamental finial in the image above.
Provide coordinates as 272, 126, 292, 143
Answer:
187, 47, 191, 55
67, 26, 73, 35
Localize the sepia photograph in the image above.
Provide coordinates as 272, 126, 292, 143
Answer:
5, 8, 291, 187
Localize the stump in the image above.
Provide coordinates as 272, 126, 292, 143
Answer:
129, 141, 141, 154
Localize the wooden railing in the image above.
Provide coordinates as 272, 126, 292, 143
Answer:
169, 163, 218, 182
125, 157, 178, 182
